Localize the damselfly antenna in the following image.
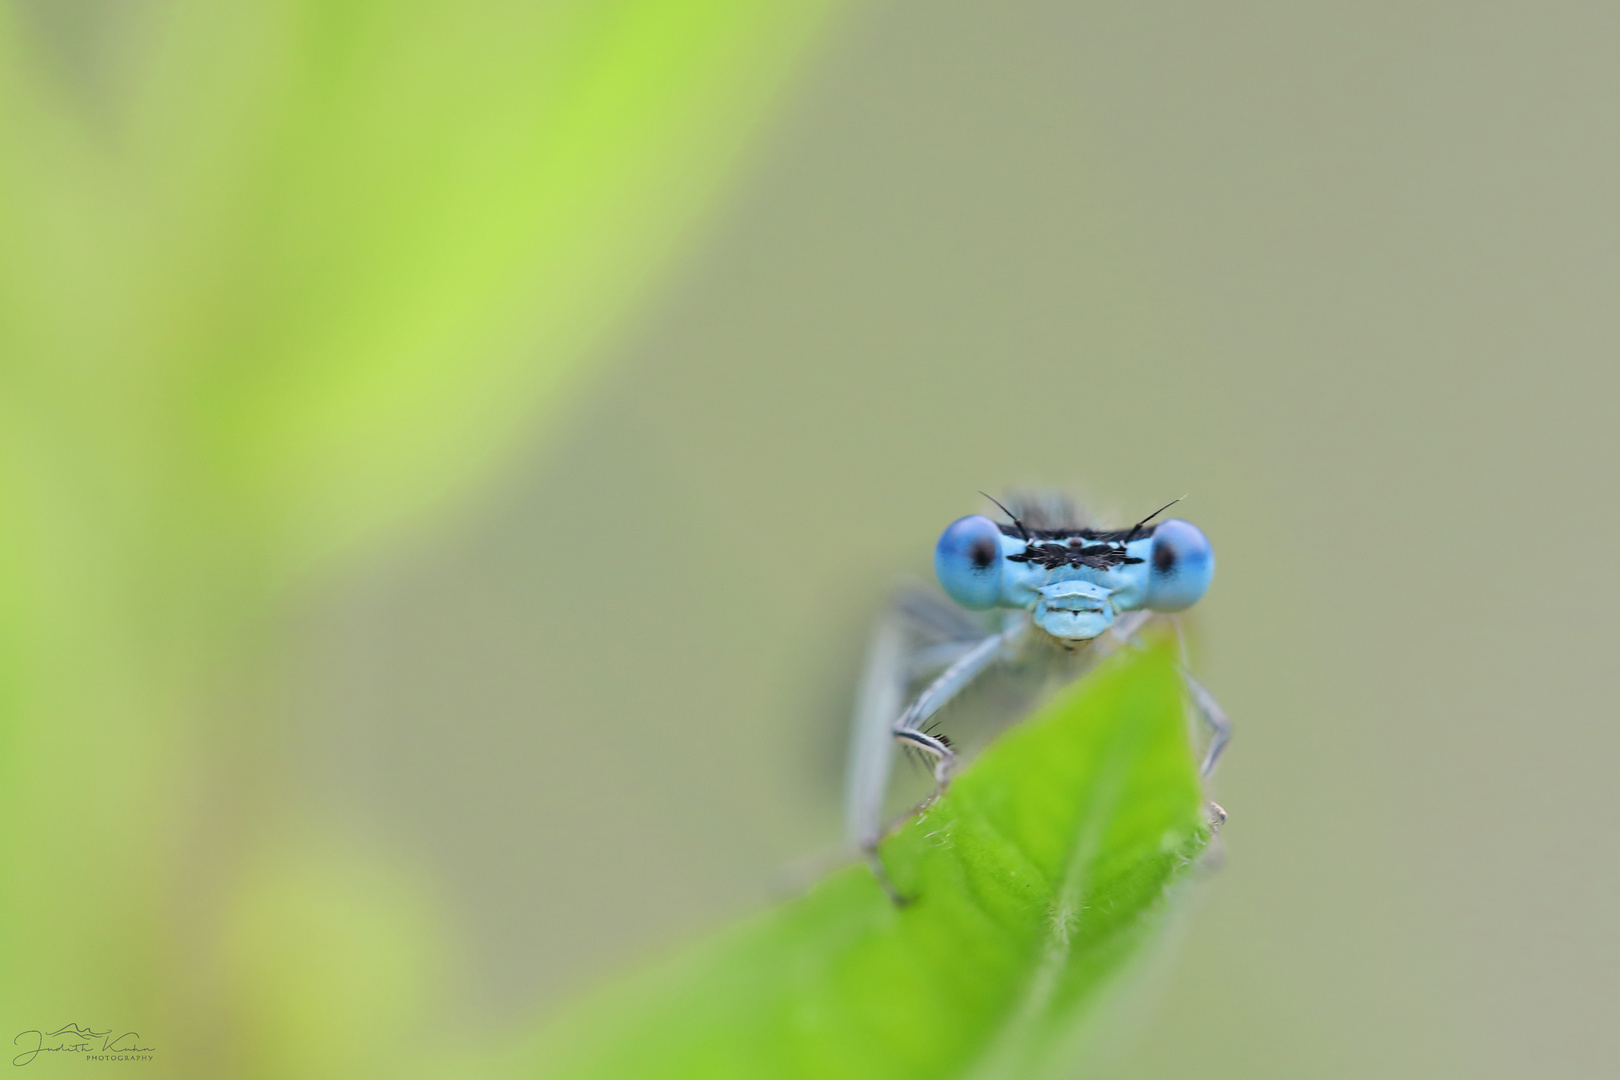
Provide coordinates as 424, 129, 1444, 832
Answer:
979, 492, 1029, 543
1123, 495, 1186, 544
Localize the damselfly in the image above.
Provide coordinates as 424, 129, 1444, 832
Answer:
845, 492, 1229, 900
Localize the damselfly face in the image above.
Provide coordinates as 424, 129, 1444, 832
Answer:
933, 499, 1214, 641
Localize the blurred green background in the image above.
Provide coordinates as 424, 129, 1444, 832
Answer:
6, 0, 1619, 1077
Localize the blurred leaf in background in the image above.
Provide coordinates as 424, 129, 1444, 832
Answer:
0, 0, 839, 1075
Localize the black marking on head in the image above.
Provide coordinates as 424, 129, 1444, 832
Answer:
1007, 539, 1145, 571
968, 535, 998, 569
981, 491, 1182, 563
1153, 540, 1177, 574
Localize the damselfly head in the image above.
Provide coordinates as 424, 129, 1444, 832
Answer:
934, 495, 1216, 630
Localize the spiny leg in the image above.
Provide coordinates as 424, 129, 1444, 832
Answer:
846, 606, 1024, 904
1112, 613, 1235, 778
866, 626, 1017, 904
1111, 613, 1233, 793
891, 620, 1024, 797
844, 594, 997, 903
1179, 668, 1231, 778
1169, 615, 1232, 778
845, 595, 993, 851
1164, 616, 1231, 831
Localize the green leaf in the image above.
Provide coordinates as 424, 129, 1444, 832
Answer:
518, 640, 1214, 1080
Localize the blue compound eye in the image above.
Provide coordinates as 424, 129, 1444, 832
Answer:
1143, 519, 1214, 612
934, 515, 1006, 610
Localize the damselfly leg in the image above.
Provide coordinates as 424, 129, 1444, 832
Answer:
891, 617, 1025, 781
1180, 669, 1231, 778
844, 593, 1022, 902
1112, 613, 1233, 777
